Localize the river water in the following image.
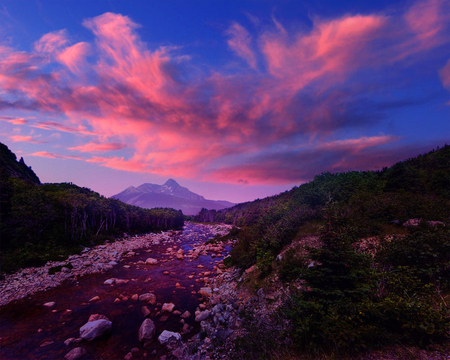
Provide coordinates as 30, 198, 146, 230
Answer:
0, 222, 232, 360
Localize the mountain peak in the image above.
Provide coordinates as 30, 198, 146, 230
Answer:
164, 178, 180, 187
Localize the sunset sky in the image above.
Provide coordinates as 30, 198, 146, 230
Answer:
0, 0, 449, 203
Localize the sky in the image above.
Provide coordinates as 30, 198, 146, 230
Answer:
0, 0, 449, 203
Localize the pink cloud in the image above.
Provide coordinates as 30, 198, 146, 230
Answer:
0, 2, 448, 185
30, 151, 82, 160
440, 59, 450, 89
58, 42, 91, 74
10, 135, 45, 143
32, 121, 97, 135
226, 22, 257, 69
34, 30, 69, 56
70, 142, 127, 152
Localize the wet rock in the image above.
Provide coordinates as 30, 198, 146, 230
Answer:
161, 302, 175, 313
88, 314, 109, 322
131, 294, 139, 301
158, 330, 181, 345
43, 301, 55, 307
65, 347, 87, 360
139, 293, 156, 305
180, 311, 191, 319
142, 306, 151, 317
145, 258, 158, 265
139, 318, 156, 342
40, 340, 54, 347
115, 279, 129, 285
124, 352, 133, 360
89, 296, 100, 302
64, 337, 75, 346
79, 319, 112, 341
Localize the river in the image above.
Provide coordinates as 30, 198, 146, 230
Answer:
0, 222, 233, 360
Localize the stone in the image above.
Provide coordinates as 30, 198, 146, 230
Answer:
139, 319, 156, 342
64, 337, 75, 346
145, 258, 158, 265
88, 314, 109, 322
180, 311, 191, 319
131, 294, 139, 301
198, 287, 212, 298
115, 279, 129, 285
40, 340, 54, 347
43, 301, 55, 307
158, 330, 181, 345
65, 347, 87, 360
163, 271, 170, 275
139, 293, 156, 305
161, 303, 175, 313
142, 306, 151, 317
79, 319, 112, 341
124, 352, 133, 360
89, 296, 100, 302
195, 310, 211, 322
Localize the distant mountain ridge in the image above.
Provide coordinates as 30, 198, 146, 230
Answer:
112, 179, 235, 215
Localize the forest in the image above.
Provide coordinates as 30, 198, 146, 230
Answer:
0, 143, 184, 273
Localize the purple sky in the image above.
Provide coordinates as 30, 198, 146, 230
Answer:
0, 0, 449, 203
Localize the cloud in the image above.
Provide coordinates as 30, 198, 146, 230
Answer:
30, 151, 82, 160
10, 135, 46, 143
226, 22, 257, 69
70, 142, 127, 152
31, 121, 97, 135
0, 116, 29, 125
57, 42, 91, 74
440, 59, 450, 89
0, 1, 448, 185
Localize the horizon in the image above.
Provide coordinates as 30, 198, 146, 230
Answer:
0, 0, 449, 203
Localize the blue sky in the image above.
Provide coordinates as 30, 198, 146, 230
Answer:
0, 0, 449, 202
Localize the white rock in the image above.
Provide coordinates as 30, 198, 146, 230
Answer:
43, 301, 55, 307
79, 319, 112, 341
138, 318, 156, 342
161, 302, 175, 313
139, 293, 156, 305
158, 330, 181, 345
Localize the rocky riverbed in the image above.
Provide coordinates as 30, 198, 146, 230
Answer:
0, 222, 235, 360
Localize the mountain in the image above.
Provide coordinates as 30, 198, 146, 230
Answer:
112, 179, 235, 215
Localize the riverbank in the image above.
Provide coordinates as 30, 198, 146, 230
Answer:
0, 223, 232, 307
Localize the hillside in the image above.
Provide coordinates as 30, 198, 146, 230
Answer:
113, 179, 235, 215
0, 143, 184, 274
194, 145, 450, 358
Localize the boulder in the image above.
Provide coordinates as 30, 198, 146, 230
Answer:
43, 302, 55, 308
158, 330, 181, 345
138, 318, 156, 342
79, 319, 112, 341
65, 347, 87, 360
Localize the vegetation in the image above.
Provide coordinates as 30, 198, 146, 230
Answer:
195, 145, 450, 356
0, 143, 184, 273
